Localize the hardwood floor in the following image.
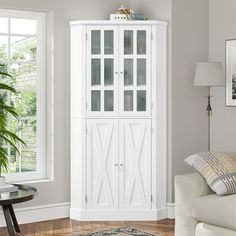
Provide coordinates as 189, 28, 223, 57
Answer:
0, 218, 174, 236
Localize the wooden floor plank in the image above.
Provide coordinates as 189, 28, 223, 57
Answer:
0, 218, 174, 235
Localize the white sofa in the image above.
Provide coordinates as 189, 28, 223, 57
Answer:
175, 173, 236, 236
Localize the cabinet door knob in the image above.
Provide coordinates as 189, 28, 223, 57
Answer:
114, 164, 118, 166
120, 164, 124, 167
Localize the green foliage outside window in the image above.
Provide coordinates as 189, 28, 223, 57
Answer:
0, 42, 37, 173
0, 64, 25, 175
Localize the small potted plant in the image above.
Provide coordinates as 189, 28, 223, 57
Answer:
0, 64, 25, 185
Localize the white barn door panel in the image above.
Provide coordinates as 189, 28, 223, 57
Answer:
119, 119, 152, 209
87, 119, 118, 210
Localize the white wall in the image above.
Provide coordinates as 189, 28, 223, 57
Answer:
171, 0, 209, 201
129, 0, 171, 21
209, 0, 236, 152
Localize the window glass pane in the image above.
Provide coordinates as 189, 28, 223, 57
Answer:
91, 30, 101, 54
0, 36, 8, 62
10, 146, 20, 173
137, 90, 146, 111
9, 62, 37, 173
10, 118, 37, 173
124, 90, 133, 111
124, 31, 133, 54
104, 59, 113, 86
0, 17, 8, 34
11, 18, 37, 35
91, 59, 101, 86
91, 90, 101, 111
10, 36, 37, 61
21, 153, 37, 172
0, 12, 42, 178
137, 31, 146, 55
104, 90, 114, 111
21, 118, 37, 172
10, 62, 37, 86
137, 59, 146, 86
124, 59, 133, 86
104, 30, 113, 54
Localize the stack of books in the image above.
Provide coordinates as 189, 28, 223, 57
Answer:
0, 184, 18, 193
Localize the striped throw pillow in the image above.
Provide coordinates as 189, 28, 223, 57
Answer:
185, 152, 236, 196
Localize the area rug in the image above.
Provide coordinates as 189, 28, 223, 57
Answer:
77, 226, 157, 236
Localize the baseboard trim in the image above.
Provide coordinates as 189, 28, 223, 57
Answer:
167, 202, 175, 219
0, 202, 174, 226
0, 202, 70, 227
70, 208, 168, 221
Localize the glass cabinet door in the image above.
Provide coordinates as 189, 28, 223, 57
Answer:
87, 27, 118, 116
119, 26, 151, 116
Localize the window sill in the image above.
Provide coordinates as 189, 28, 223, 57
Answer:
15, 178, 54, 185
4, 172, 54, 184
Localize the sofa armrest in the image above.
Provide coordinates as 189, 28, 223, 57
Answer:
175, 173, 212, 236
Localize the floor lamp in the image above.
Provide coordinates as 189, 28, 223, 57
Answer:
194, 62, 224, 151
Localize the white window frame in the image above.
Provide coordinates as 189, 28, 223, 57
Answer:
0, 9, 48, 182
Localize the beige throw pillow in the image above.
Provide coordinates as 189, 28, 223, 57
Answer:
185, 152, 236, 196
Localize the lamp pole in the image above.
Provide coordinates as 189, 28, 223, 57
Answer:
207, 86, 212, 152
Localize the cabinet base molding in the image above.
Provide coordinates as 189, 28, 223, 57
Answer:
70, 208, 167, 221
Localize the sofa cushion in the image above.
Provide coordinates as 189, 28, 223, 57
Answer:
193, 193, 236, 230
195, 223, 236, 236
185, 152, 236, 195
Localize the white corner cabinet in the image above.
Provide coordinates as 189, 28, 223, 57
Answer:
70, 20, 168, 221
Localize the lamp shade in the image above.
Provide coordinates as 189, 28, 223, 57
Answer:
194, 62, 224, 86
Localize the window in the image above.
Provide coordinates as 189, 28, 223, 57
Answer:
0, 9, 46, 181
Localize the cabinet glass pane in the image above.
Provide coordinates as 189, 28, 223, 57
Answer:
104, 59, 114, 86
91, 91, 101, 111
137, 59, 146, 86
124, 31, 133, 54
124, 59, 133, 86
104, 30, 113, 54
137, 90, 146, 111
91, 30, 101, 54
124, 91, 133, 111
91, 59, 101, 86
104, 90, 114, 111
137, 31, 146, 55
